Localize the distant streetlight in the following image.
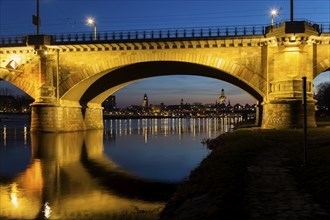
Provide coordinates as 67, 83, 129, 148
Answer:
271, 9, 278, 26
87, 17, 97, 40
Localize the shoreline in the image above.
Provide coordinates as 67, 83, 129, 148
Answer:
160, 120, 330, 219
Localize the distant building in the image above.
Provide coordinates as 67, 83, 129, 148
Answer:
142, 94, 149, 110
150, 105, 162, 114
234, 103, 243, 110
102, 95, 116, 113
217, 88, 227, 105
0, 95, 17, 112
244, 103, 251, 110
227, 100, 231, 108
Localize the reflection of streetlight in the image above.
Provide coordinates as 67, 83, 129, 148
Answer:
271, 9, 278, 26
87, 17, 96, 40
56, 49, 60, 104
10, 183, 19, 207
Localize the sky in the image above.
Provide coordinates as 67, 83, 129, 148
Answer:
0, 0, 329, 107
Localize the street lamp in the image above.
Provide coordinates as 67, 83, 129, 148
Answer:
271, 9, 278, 26
87, 17, 97, 40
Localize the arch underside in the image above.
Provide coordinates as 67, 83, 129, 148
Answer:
0, 69, 35, 98
314, 58, 330, 79
76, 61, 263, 106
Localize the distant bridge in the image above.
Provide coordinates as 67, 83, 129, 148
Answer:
0, 21, 329, 131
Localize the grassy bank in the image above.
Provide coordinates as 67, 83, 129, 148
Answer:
160, 121, 330, 219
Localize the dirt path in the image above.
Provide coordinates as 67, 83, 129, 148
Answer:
244, 145, 329, 219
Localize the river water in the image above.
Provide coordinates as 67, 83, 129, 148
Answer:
0, 117, 240, 219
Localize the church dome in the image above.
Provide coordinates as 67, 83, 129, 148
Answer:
217, 89, 227, 105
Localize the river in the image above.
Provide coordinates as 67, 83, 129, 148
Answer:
0, 117, 240, 219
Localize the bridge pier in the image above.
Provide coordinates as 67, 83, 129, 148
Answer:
255, 101, 263, 127
84, 103, 104, 130
262, 99, 316, 129
261, 21, 321, 129
30, 102, 104, 132
261, 77, 317, 129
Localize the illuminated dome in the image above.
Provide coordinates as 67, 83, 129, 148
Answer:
217, 89, 227, 105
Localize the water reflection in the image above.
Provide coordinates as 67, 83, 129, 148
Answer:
0, 117, 241, 219
102, 117, 240, 182
103, 117, 240, 140
3, 125, 6, 147
0, 131, 172, 219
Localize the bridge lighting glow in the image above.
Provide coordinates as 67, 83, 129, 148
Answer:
271, 9, 278, 26
271, 9, 278, 16
87, 17, 95, 25
289, 35, 296, 43
10, 183, 19, 208
6, 60, 18, 69
86, 17, 97, 40
43, 202, 52, 219
2, 58, 24, 73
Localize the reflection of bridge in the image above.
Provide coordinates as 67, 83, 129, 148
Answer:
0, 21, 329, 131
0, 131, 175, 219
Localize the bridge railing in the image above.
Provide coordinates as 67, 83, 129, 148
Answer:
51, 25, 267, 43
319, 22, 330, 33
272, 19, 330, 33
0, 25, 266, 46
0, 35, 27, 45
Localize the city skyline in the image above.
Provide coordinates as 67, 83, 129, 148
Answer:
0, 0, 329, 107
0, 79, 255, 107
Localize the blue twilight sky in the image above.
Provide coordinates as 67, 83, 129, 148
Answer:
0, 0, 329, 107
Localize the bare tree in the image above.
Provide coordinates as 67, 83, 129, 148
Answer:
315, 82, 330, 114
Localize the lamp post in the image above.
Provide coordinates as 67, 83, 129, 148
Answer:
87, 17, 97, 40
271, 9, 278, 26
56, 49, 59, 104
290, 0, 294, 22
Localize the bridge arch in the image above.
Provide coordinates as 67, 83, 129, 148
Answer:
315, 58, 330, 79
0, 69, 36, 98
80, 61, 263, 106
60, 53, 266, 106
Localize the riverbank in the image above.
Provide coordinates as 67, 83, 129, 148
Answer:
160, 120, 330, 219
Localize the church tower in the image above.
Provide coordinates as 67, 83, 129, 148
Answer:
142, 93, 149, 109
217, 88, 227, 105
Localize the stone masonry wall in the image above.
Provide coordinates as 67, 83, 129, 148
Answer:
262, 100, 316, 129
31, 105, 103, 132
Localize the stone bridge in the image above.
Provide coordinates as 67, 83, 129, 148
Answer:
0, 21, 329, 132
